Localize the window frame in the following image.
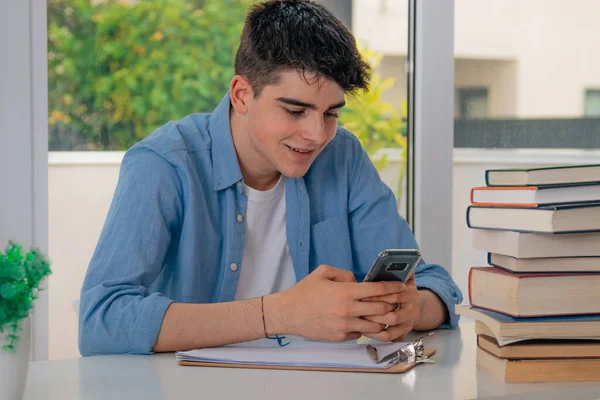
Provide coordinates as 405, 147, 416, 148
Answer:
407, 0, 455, 272
1, 0, 49, 361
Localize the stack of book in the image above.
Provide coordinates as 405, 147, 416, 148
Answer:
456, 164, 600, 383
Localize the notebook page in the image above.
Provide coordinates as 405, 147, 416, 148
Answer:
176, 337, 411, 369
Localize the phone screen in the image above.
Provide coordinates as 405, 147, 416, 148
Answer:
386, 262, 409, 271
363, 249, 421, 283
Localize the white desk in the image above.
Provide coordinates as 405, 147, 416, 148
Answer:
24, 321, 600, 400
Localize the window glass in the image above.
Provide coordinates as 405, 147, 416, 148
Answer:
452, 0, 600, 298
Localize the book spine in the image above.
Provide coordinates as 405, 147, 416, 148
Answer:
471, 201, 539, 208
470, 186, 540, 207
466, 206, 472, 228
468, 267, 474, 305
466, 302, 600, 318
485, 170, 490, 186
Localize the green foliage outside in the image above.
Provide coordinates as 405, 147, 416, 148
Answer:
48, 0, 407, 173
48, 0, 252, 150
0, 242, 52, 352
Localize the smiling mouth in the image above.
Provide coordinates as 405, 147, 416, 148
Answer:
286, 145, 314, 154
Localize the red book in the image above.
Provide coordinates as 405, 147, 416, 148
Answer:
470, 184, 600, 208
468, 267, 600, 317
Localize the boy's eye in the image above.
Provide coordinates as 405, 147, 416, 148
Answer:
284, 108, 339, 118
285, 108, 305, 116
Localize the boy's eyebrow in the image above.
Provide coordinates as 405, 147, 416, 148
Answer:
276, 97, 346, 110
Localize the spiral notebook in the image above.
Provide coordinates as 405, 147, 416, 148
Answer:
176, 336, 436, 374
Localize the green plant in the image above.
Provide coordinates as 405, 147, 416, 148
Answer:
0, 242, 52, 352
48, 0, 254, 150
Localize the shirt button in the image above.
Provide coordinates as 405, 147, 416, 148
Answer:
237, 214, 243, 223
230, 263, 238, 271
237, 181, 242, 187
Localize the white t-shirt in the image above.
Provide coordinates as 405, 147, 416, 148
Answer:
234, 176, 297, 300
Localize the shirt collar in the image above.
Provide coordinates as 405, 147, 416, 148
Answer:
208, 92, 243, 191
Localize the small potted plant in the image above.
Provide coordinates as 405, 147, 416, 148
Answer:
0, 241, 51, 400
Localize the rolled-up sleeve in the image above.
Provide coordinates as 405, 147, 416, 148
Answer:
78, 144, 182, 356
414, 261, 463, 328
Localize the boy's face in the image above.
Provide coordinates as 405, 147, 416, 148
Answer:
241, 69, 345, 180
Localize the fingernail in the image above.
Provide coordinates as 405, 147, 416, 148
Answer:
399, 283, 406, 290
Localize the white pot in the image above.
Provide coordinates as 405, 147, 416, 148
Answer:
0, 316, 30, 400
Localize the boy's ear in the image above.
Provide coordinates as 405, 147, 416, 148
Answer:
230, 75, 253, 115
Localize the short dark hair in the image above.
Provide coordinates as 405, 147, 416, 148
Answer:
234, 0, 371, 97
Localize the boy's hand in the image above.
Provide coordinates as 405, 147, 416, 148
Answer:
359, 274, 422, 342
267, 265, 404, 342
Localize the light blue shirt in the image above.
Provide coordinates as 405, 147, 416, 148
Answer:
78, 93, 463, 356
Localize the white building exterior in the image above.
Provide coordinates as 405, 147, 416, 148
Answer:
353, 0, 600, 119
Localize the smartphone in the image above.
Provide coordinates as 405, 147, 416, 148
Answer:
362, 249, 421, 283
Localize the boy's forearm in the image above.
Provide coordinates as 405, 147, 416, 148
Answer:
152, 293, 288, 352
413, 289, 448, 331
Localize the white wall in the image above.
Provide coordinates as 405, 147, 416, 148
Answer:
48, 153, 122, 360
352, 0, 409, 55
